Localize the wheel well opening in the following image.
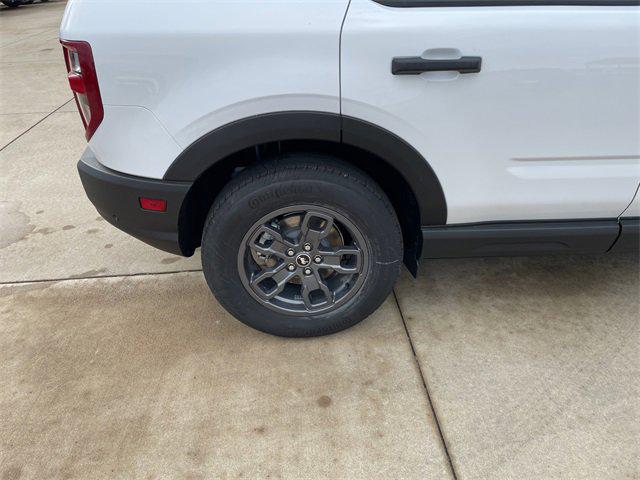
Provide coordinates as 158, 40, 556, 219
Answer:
178, 140, 423, 273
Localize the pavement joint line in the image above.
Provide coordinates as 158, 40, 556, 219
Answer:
0, 268, 204, 286
0, 98, 73, 152
0, 111, 75, 116
392, 289, 459, 480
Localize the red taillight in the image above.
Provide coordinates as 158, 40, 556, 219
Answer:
139, 197, 167, 212
67, 73, 86, 94
60, 40, 103, 141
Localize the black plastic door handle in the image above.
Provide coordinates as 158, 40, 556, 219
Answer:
391, 56, 482, 75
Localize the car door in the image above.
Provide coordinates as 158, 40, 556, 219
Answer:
341, 0, 640, 225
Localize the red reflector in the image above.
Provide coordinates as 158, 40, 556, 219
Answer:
139, 197, 167, 212
67, 73, 86, 94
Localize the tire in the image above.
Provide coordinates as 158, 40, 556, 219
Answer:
201, 154, 403, 337
2, 1, 23, 7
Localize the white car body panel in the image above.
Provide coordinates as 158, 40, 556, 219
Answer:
341, 0, 640, 223
60, 0, 640, 223
89, 105, 182, 179
621, 184, 640, 217
61, 0, 349, 178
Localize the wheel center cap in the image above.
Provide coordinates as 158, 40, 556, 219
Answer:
296, 253, 311, 267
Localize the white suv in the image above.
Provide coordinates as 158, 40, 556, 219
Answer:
60, 0, 639, 337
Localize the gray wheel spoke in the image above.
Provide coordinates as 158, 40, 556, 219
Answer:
300, 211, 335, 248
248, 224, 295, 259
250, 263, 297, 300
250, 262, 284, 286
264, 268, 297, 299
300, 270, 332, 309
318, 246, 362, 274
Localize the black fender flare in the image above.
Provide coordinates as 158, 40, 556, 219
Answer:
164, 111, 447, 225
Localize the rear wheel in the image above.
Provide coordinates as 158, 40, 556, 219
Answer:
2, 1, 24, 7
201, 154, 403, 337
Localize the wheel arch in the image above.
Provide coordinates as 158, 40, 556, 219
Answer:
170, 111, 447, 272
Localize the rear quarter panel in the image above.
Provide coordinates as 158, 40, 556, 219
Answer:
60, 0, 349, 177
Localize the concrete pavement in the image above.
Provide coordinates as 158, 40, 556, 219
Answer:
1, 275, 452, 479
396, 256, 639, 479
1, 2, 638, 479
0, 111, 201, 282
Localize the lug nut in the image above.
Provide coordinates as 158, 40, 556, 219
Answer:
303, 243, 312, 252
287, 264, 296, 272
313, 255, 322, 264
303, 268, 312, 275
286, 248, 295, 257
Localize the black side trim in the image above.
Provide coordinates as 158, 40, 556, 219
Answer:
373, 0, 638, 7
341, 116, 447, 225
78, 148, 192, 256
164, 112, 340, 182
609, 217, 639, 253
164, 111, 447, 225
421, 219, 620, 258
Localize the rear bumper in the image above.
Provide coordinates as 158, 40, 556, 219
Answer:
77, 148, 193, 256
